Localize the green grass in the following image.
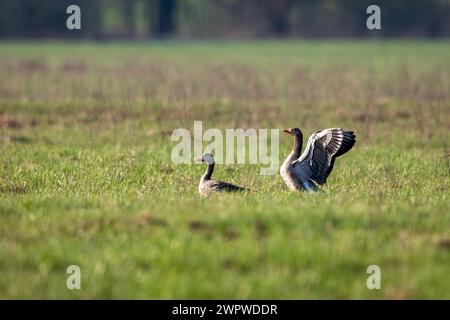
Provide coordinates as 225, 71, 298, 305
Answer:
0, 41, 449, 299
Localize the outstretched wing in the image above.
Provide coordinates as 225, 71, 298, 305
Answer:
293, 128, 356, 185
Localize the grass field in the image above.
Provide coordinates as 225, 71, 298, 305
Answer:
0, 41, 449, 299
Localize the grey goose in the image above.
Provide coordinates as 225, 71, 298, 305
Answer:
197, 153, 247, 196
280, 127, 356, 192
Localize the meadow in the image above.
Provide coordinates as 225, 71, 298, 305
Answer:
0, 40, 449, 299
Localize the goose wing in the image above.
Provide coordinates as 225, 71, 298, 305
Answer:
205, 180, 247, 192
292, 128, 356, 185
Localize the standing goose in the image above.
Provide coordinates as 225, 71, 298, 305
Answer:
197, 153, 247, 196
280, 127, 356, 192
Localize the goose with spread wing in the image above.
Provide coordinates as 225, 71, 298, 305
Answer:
280, 127, 356, 192
197, 153, 248, 196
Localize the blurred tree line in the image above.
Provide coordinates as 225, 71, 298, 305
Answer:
0, 0, 449, 39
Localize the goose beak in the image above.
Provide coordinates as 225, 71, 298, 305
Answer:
195, 157, 203, 162
283, 128, 292, 134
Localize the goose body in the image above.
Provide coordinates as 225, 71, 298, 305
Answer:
198, 153, 247, 196
280, 127, 356, 191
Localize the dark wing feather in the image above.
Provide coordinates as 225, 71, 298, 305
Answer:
295, 128, 356, 185
206, 180, 247, 192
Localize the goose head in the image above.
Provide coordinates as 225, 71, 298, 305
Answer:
197, 153, 215, 165
283, 127, 303, 138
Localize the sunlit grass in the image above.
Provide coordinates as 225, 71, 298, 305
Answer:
0, 41, 449, 299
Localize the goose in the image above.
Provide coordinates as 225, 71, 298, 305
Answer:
280, 127, 356, 192
197, 153, 247, 196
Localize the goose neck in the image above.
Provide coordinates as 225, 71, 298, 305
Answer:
202, 163, 214, 181
292, 135, 303, 158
